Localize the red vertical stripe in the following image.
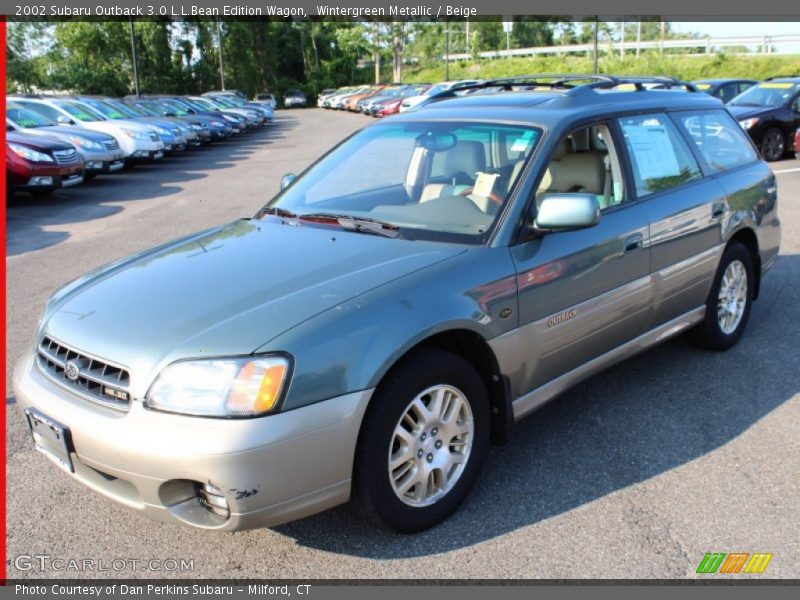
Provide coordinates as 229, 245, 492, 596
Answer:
1, 14, 8, 585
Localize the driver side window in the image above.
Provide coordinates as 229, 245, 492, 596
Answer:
536, 123, 626, 210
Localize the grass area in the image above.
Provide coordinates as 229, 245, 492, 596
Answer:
400, 53, 800, 83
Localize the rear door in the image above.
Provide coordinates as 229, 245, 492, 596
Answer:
616, 112, 725, 328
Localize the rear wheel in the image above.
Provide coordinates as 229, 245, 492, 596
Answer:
689, 242, 754, 350
352, 348, 490, 532
760, 128, 785, 162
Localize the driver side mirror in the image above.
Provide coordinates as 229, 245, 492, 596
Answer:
280, 173, 297, 190
56, 115, 74, 125
534, 194, 600, 231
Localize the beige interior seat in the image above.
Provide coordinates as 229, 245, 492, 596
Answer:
420, 140, 487, 203
538, 131, 606, 196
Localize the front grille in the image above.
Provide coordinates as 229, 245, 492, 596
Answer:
53, 149, 79, 164
103, 139, 120, 151
37, 336, 131, 410
149, 131, 159, 142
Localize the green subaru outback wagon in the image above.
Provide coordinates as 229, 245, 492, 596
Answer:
14, 76, 781, 533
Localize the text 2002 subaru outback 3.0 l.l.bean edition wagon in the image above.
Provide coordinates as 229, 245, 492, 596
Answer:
14, 76, 781, 533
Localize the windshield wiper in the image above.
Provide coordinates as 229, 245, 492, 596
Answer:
256, 206, 299, 223
299, 212, 403, 239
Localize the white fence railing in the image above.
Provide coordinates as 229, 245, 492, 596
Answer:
446, 34, 800, 61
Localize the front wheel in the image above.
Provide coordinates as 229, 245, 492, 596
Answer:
689, 242, 754, 350
352, 348, 490, 532
760, 128, 785, 162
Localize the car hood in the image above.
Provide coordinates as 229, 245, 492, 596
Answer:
42, 219, 464, 395
18, 125, 115, 143
727, 105, 776, 120
7, 130, 74, 152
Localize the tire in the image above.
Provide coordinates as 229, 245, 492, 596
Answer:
760, 128, 785, 162
689, 242, 755, 351
352, 348, 490, 533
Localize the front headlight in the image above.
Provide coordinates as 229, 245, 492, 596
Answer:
155, 126, 172, 136
121, 128, 147, 140
210, 120, 224, 127
739, 118, 760, 130
69, 136, 103, 151
145, 355, 291, 417
9, 143, 54, 162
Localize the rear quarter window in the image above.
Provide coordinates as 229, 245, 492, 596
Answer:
618, 113, 702, 197
676, 109, 758, 172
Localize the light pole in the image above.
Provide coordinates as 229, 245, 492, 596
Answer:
445, 21, 450, 80
593, 17, 599, 74
215, 17, 225, 90
129, 17, 140, 96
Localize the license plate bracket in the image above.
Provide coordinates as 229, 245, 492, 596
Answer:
25, 409, 74, 473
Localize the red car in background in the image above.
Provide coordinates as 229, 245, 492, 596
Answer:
374, 97, 404, 118
6, 130, 84, 196
795, 128, 800, 159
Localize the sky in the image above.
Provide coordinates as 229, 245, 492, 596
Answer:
673, 22, 800, 52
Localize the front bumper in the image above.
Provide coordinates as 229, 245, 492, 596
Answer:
13, 353, 371, 531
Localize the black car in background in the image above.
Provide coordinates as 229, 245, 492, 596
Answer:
728, 77, 800, 161
692, 79, 757, 103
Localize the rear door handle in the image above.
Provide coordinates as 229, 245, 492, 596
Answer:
623, 233, 644, 254
712, 202, 726, 219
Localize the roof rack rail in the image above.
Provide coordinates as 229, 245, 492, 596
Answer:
613, 75, 699, 92
432, 74, 617, 99
764, 74, 799, 80
424, 73, 699, 103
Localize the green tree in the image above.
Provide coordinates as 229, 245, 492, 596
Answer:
49, 21, 132, 95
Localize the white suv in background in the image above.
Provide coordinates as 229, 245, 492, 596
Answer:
400, 80, 483, 112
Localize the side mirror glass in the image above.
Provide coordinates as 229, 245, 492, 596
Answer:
534, 194, 600, 231
56, 115, 73, 125
164, 111, 176, 117
280, 173, 297, 190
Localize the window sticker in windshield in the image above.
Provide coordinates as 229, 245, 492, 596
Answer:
16, 118, 42, 127
474, 172, 499, 197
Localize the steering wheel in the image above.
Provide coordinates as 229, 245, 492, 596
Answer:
459, 187, 504, 206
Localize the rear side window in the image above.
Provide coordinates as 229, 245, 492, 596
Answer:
677, 109, 758, 172
618, 113, 702, 197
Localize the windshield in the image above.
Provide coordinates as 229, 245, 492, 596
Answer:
161, 99, 191, 115
256, 121, 542, 244
7, 104, 56, 128
730, 82, 799, 107
206, 96, 232, 108
79, 98, 127, 119
56, 100, 104, 122
105, 100, 143, 117
218, 95, 245, 106
132, 102, 163, 116
424, 84, 448, 97
190, 97, 218, 111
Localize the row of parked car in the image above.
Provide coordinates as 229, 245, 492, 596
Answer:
319, 75, 800, 161
6, 91, 276, 198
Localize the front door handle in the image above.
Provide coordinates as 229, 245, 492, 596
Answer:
712, 202, 726, 219
623, 233, 644, 254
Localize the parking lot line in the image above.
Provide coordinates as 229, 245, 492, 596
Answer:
773, 167, 800, 174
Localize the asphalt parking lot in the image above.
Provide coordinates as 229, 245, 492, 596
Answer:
5, 109, 800, 579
